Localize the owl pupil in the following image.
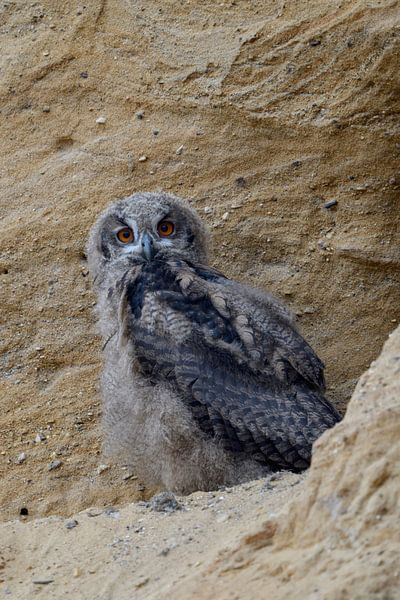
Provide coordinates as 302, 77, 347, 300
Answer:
161, 224, 167, 232
122, 231, 130, 238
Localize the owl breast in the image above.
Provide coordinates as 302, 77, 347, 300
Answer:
125, 257, 239, 346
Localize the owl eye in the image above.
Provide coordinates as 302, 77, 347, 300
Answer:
157, 220, 175, 237
116, 227, 134, 244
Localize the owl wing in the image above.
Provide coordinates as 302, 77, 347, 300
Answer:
124, 258, 341, 471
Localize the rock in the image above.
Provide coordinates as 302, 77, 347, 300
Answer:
47, 460, 62, 471
16, 452, 26, 464
149, 491, 182, 513
65, 519, 78, 529
323, 199, 338, 209
95, 116, 107, 124
96, 464, 109, 474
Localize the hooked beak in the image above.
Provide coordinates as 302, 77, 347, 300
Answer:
140, 231, 156, 261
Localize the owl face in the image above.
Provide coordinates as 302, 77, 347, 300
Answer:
87, 192, 210, 284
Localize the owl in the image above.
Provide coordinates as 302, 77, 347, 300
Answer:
87, 192, 340, 493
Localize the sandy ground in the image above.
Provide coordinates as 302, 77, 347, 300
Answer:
0, 473, 304, 599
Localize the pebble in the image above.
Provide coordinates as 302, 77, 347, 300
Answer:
309, 39, 321, 46
324, 199, 338, 209
48, 460, 62, 471
17, 452, 26, 464
104, 506, 120, 519
149, 491, 181, 513
176, 145, 184, 155
136, 111, 144, 119
122, 472, 138, 481
32, 579, 54, 585
216, 512, 230, 523
87, 508, 103, 518
42, 106, 50, 113
138, 155, 148, 162
135, 577, 149, 589
65, 519, 78, 529
235, 176, 246, 188
35, 433, 46, 443
203, 206, 212, 214
221, 212, 229, 221
95, 116, 107, 124
97, 464, 109, 475
80, 71, 88, 79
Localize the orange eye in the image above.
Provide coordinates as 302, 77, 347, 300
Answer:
157, 220, 175, 237
116, 227, 134, 244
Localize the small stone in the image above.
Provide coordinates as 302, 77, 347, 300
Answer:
104, 506, 120, 518
176, 145, 184, 155
96, 464, 109, 475
235, 176, 246, 188
122, 472, 138, 481
153, 129, 160, 136
309, 39, 321, 46
204, 206, 212, 214
150, 491, 181, 513
136, 111, 144, 119
96, 116, 107, 124
43, 51, 49, 56
221, 212, 229, 221
292, 160, 302, 168
17, 452, 26, 464
42, 106, 50, 113
35, 433, 45, 443
73, 568, 81, 578
138, 155, 147, 162
65, 519, 78, 529
323, 199, 338, 209
216, 512, 230, 523
80, 71, 88, 79
33, 579, 54, 585
48, 460, 62, 471
86, 508, 103, 517
135, 577, 149, 589
35, 346, 44, 351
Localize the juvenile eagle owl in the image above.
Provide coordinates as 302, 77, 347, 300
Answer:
87, 192, 340, 493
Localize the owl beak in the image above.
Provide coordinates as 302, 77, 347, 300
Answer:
140, 232, 156, 261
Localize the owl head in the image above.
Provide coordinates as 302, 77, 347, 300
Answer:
87, 192, 211, 285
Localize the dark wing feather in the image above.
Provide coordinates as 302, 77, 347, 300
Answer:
124, 258, 341, 471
